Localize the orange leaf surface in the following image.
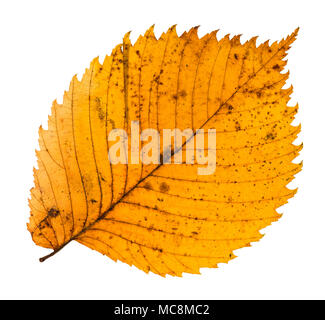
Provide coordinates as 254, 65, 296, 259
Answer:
28, 26, 302, 276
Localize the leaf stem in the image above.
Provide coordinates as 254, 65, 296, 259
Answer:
39, 240, 71, 262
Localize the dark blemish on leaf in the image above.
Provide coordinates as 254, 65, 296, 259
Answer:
227, 104, 234, 115
265, 132, 277, 140
95, 97, 105, 120
90, 199, 97, 203
180, 90, 187, 97
159, 182, 170, 192
48, 208, 60, 218
234, 53, 238, 60
144, 182, 152, 190
108, 118, 116, 129
172, 90, 187, 100
272, 64, 280, 70
153, 75, 160, 84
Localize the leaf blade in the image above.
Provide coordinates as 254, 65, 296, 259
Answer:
28, 26, 301, 276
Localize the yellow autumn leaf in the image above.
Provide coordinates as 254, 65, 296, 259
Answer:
28, 26, 302, 276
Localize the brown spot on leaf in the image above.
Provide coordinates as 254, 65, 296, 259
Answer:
159, 182, 170, 192
265, 132, 277, 140
144, 182, 152, 190
172, 89, 187, 100
48, 208, 60, 218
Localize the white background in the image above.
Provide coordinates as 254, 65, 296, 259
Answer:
0, 0, 324, 300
